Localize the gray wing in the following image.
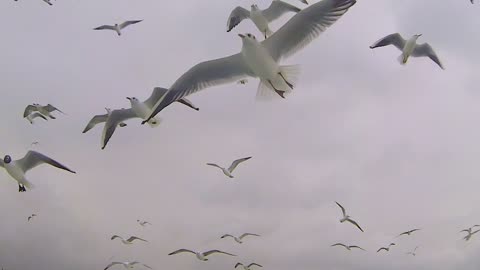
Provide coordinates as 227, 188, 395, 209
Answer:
31, 112, 48, 121
235, 263, 244, 268
104, 262, 122, 270
263, 1, 301, 22
412, 43, 444, 70
227, 6, 251, 32
17, 151, 76, 174
168, 249, 196, 255
82, 114, 108, 133
221, 234, 235, 239
111, 235, 123, 240
369, 33, 406, 50
203, 250, 236, 257
94, 25, 115, 31
120, 20, 143, 29
349, 245, 365, 251
44, 104, 64, 114
143, 53, 252, 124
377, 247, 387, 252
347, 218, 364, 232
101, 108, 137, 149
238, 232, 260, 239
176, 97, 199, 111
207, 163, 224, 170
228, 157, 252, 173
331, 243, 348, 248
23, 105, 38, 117
472, 229, 480, 235
143, 87, 169, 109
262, 0, 356, 61
335, 201, 346, 216
127, 236, 148, 242
248, 263, 263, 268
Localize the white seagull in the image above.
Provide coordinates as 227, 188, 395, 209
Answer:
168, 249, 236, 261
43, 0, 53, 5
104, 261, 152, 270
24, 103, 64, 120
406, 246, 419, 256
94, 20, 143, 36
461, 227, 480, 241
335, 201, 364, 232
235, 263, 263, 269
396, 229, 421, 238
331, 243, 366, 251
227, 0, 305, 39
83, 87, 199, 149
0, 151, 75, 192
142, 0, 356, 124
377, 243, 396, 253
25, 112, 48, 124
207, 157, 252, 178
370, 33, 444, 69
137, 220, 152, 227
111, 235, 148, 245
221, 233, 260, 243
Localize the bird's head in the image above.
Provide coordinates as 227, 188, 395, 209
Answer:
126, 97, 139, 103
238, 33, 258, 45
414, 34, 422, 39
3, 155, 11, 164
251, 4, 259, 10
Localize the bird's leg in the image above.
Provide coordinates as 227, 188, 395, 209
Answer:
18, 184, 26, 192
268, 80, 285, 99
278, 72, 294, 89
264, 31, 267, 39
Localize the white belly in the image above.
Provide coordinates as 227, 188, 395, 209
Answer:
403, 39, 417, 58
250, 11, 269, 32
132, 104, 151, 120
242, 42, 278, 80
5, 162, 25, 182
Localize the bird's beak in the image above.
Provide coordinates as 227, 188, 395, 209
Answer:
417, 34, 422, 37
238, 34, 245, 39
126, 97, 132, 100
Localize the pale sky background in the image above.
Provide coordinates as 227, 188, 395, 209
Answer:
0, 0, 479, 269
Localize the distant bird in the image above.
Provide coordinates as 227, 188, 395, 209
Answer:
82, 108, 127, 134
30, 142, 40, 147
0, 151, 75, 192
111, 235, 148, 245
104, 261, 152, 270
406, 246, 419, 256
94, 20, 143, 36
43, 0, 53, 5
461, 228, 480, 241
335, 201, 364, 232
168, 249, 236, 261
27, 214, 37, 221
25, 112, 48, 124
221, 233, 260, 243
207, 157, 252, 178
235, 263, 263, 269
331, 243, 365, 251
237, 79, 249, 85
24, 103, 64, 120
370, 33, 444, 69
137, 220, 151, 227
227, 1, 304, 39
397, 229, 421, 238
377, 243, 396, 253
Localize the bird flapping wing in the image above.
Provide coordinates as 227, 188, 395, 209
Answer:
369, 33, 406, 50
17, 151, 76, 174
226, 6, 250, 32
263, 0, 301, 22
203, 250, 236, 257
228, 157, 252, 173
82, 113, 108, 133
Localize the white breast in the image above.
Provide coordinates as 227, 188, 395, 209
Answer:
242, 41, 279, 80
250, 9, 269, 32
5, 162, 25, 182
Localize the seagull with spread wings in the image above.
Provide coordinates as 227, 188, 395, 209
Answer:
104, 261, 152, 270
27, 214, 37, 221
331, 243, 366, 251
406, 246, 419, 256
397, 229, 421, 238
24, 103, 64, 120
137, 220, 152, 227
221, 233, 260, 243
168, 249, 236, 261
377, 243, 396, 253
94, 20, 143, 36
111, 235, 148, 245
461, 227, 480, 241
207, 157, 252, 178
335, 201, 364, 232
235, 263, 263, 270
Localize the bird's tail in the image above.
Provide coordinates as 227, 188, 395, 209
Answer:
255, 65, 300, 101
279, 64, 301, 89
397, 54, 408, 65
147, 117, 162, 128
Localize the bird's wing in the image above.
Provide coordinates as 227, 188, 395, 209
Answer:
221, 234, 235, 239
44, 104, 64, 114
331, 243, 348, 248
104, 262, 122, 270
377, 248, 387, 252
248, 263, 263, 268
346, 218, 364, 232
262, 0, 356, 61
23, 105, 38, 117
101, 108, 137, 149
227, 6, 250, 32
235, 263, 243, 268
228, 157, 252, 173
207, 163, 224, 170
17, 151, 76, 174
143, 87, 169, 109
31, 112, 48, 121
473, 225, 480, 227
176, 97, 200, 111
369, 33, 406, 50
111, 235, 122, 240
142, 264, 153, 269
82, 114, 108, 133
414, 246, 419, 252
94, 25, 115, 31
120, 20, 143, 29
127, 236, 148, 242
460, 229, 470, 233
0, 159, 4, 168
168, 249, 196, 255
349, 246, 365, 251
203, 250, 236, 257
263, 0, 301, 22
335, 201, 346, 217
412, 43, 444, 69
239, 233, 260, 239
397, 231, 408, 237
472, 229, 480, 235
143, 53, 252, 123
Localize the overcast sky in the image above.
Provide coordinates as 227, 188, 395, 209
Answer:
0, 0, 479, 269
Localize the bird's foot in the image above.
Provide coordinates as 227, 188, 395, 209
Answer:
268, 80, 286, 99
278, 72, 293, 89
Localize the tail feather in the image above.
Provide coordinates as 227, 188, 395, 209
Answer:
280, 64, 301, 89
397, 54, 408, 65
256, 80, 290, 101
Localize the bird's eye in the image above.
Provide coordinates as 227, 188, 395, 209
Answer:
247, 34, 251, 37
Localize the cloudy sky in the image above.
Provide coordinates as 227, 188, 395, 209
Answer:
0, 0, 479, 269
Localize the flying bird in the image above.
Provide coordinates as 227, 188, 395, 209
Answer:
27, 214, 37, 221
221, 233, 260, 243
137, 220, 151, 227
142, 0, 357, 124
0, 151, 75, 192
94, 20, 143, 36
335, 201, 364, 232
370, 33, 444, 69
111, 235, 148, 245
168, 249, 236, 261
104, 261, 152, 270
377, 243, 396, 253
397, 229, 421, 238
331, 243, 366, 251
227, 1, 304, 39
406, 246, 419, 256
25, 112, 48, 124
461, 228, 480, 241
83, 87, 199, 149
24, 103, 64, 120
235, 263, 263, 270
207, 157, 252, 178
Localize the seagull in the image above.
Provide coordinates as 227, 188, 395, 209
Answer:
137, 220, 151, 227
83, 87, 199, 149
397, 229, 421, 238
207, 157, 252, 178
27, 214, 37, 221
237, 79, 249, 85
331, 243, 366, 251
377, 243, 396, 253
111, 235, 148, 245
94, 20, 143, 36
335, 201, 364, 232
406, 246, 419, 256
235, 263, 263, 270
370, 33, 444, 69
104, 261, 152, 270
168, 249, 236, 261
0, 151, 75, 192
227, 1, 304, 39
221, 233, 260, 243
142, 0, 356, 124
43, 0, 53, 5
23, 103, 64, 120
25, 112, 48, 124
461, 228, 480, 241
